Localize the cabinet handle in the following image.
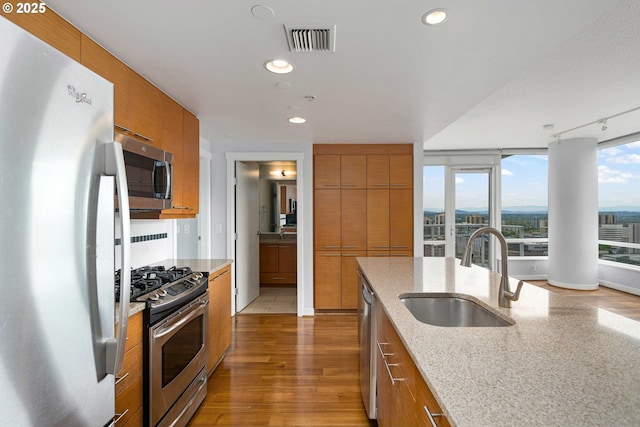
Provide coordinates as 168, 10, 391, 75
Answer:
113, 409, 129, 424
114, 124, 132, 134
391, 246, 408, 249
373, 183, 389, 187
373, 254, 388, 257
272, 277, 285, 280
322, 184, 340, 187
115, 372, 129, 385
211, 269, 230, 281
323, 254, 341, 257
266, 245, 279, 248
341, 184, 357, 187
373, 245, 389, 248
342, 254, 358, 257
342, 245, 358, 249
390, 183, 408, 186
376, 340, 392, 358
133, 132, 154, 142
323, 245, 340, 249
384, 360, 405, 385
391, 254, 409, 257
423, 406, 444, 427
279, 245, 291, 248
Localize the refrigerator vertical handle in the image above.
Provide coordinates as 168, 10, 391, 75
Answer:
106, 141, 131, 375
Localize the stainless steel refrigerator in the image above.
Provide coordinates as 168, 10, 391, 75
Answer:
0, 18, 132, 426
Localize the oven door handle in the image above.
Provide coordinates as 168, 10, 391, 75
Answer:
153, 297, 208, 340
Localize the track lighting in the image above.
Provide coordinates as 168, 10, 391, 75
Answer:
600, 119, 608, 131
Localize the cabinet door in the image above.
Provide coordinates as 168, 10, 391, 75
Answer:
278, 244, 297, 273
314, 251, 341, 309
314, 189, 341, 250
160, 96, 184, 213
314, 155, 341, 188
208, 266, 232, 373
129, 70, 162, 143
390, 155, 413, 188
182, 109, 200, 213
80, 35, 130, 130
367, 155, 389, 188
390, 189, 413, 253
341, 251, 366, 309
367, 189, 389, 250
340, 156, 366, 188
4, 3, 81, 61
341, 190, 366, 250
259, 244, 279, 273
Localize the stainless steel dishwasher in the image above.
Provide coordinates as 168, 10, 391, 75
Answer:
358, 269, 377, 419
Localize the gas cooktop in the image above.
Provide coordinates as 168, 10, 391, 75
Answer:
115, 265, 195, 302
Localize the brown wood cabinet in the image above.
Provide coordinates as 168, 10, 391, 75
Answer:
207, 265, 232, 374
376, 304, 450, 427
80, 35, 130, 130
115, 311, 143, 426
313, 144, 413, 310
181, 110, 200, 214
128, 70, 162, 144
259, 242, 297, 285
3, 3, 81, 61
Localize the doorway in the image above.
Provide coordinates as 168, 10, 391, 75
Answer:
226, 152, 305, 316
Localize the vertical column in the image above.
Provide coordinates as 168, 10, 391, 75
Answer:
548, 138, 599, 290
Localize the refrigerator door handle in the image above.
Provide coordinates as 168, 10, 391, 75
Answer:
105, 141, 131, 375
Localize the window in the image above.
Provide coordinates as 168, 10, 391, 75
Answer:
423, 166, 445, 256
501, 154, 548, 257
598, 140, 640, 266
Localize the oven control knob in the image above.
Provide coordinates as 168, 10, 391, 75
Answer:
158, 289, 168, 298
149, 293, 159, 301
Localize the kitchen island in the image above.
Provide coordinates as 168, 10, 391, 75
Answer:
356, 257, 640, 426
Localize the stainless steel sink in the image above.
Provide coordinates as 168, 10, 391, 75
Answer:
399, 293, 514, 327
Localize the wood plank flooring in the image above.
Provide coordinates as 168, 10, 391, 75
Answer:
189, 314, 376, 427
526, 281, 640, 321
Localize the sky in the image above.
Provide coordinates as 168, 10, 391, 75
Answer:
423, 141, 640, 211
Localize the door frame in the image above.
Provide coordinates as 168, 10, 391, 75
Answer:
226, 152, 305, 316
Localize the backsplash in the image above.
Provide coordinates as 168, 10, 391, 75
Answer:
115, 216, 175, 270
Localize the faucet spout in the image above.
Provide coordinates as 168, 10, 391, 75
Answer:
460, 227, 524, 308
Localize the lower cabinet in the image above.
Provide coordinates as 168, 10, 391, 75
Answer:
376, 305, 450, 427
115, 311, 143, 426
207, 265, 232, 374
259, 242, 297, 286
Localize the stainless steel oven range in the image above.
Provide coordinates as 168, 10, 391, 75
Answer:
117, 266, 209, 426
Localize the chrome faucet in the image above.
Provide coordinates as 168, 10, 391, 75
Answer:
460, 227, 524, 308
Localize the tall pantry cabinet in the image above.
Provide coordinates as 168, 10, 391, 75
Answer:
313, 144, 413, 310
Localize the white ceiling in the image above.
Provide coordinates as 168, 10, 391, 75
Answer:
46, 0, 640, 150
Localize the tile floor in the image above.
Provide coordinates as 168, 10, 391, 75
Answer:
239, 287, 297, 314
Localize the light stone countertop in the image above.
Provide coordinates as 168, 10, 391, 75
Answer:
151, 258, 233, 276
356, 257, 640, 427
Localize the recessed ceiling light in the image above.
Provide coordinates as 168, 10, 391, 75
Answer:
288, 117, 306, 124
422, 9, 448, 26
265, 59, 294, 74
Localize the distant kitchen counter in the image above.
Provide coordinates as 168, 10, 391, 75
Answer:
152, 258, 233, 276
357, 257, 640, 427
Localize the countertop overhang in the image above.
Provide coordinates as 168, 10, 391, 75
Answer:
356, 257, 640, 427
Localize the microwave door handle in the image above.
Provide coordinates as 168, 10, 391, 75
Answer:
163, 161, 171, 200
105, 141, 131, 375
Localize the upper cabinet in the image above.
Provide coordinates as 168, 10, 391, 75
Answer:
4, 3, 81, 62
12, 4, 202, 219
128, 70, 163, 144
80, 35, 130, 129
314, 155, 341, 188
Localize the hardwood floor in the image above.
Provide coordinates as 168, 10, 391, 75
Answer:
526, 281, 640, 321
189, 314, 376, 427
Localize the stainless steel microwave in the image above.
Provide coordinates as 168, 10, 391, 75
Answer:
115, 133, 172, 211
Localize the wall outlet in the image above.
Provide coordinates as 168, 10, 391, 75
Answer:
184, 224, 190, 234
215, 224, 222, 234
530, 265, 537, 272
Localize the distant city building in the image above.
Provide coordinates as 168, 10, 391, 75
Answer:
599, 224, 625, 242
540, 219, 548, 233
435, 213, 445, 224
465, 213, 485, 224
599, 213, 616, 225
630, 224, 640, 254
532, 217, 539, 229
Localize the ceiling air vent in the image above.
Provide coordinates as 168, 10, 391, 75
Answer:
284, 24, 336, 53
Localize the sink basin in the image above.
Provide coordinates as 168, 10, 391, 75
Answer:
399, 293, 514, 327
